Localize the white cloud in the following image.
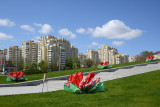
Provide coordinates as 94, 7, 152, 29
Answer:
88, 42, 104, 47
0, 18, 15, 27
32, 36, 41, 42
20, 25, 34, 32
0, 32, 14, 40
77, 20, 142, 40
38, 24, 53, 35
59, 28, 76, 39
33, 23, 42, 27
112, 41, 124, 46
76, 28, 86, 34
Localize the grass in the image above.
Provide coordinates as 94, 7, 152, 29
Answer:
0, 70, 160, 107
0, 60, 158, 84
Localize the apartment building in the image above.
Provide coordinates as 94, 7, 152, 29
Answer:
128, 56, 136, 62
78, 53, 86, 67
38, 35, 78, 69
6, 46, 22, 64
22, 40, 38, 65
86, 49, 98, 65
109, 54, 129, 65
70, 45, 78, 58
0, 50, 4, 60
98, 46, 118, 63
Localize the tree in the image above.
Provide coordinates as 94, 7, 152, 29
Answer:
83, 59, 94, 68
50, 62, 58, 71
38, 60, 48, 71
154, 51, 160, 55
66, 57, 80, 69
30, 62, 37, 70
17, 61, 24, 71
135, 51, 154, 61
66, 57, 73, 69
24, 64, 29, 70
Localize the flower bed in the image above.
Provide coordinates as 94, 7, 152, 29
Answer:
64, 71, 106, 93
6, 72, 28, 82
98, 62, 112, 69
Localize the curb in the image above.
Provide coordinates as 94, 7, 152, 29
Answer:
0, 61, 159, 87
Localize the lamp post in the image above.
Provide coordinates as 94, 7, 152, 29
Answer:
2, 50, 6, 75
16, 47, 18, 72
59, 44, 61, 71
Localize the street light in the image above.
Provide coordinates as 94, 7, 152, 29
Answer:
59, 44, 61, 71
16, 47, 18, 72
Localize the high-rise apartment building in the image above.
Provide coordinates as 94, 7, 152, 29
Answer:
86, 49, 98, 65
109, 54, 129, 65
98, 46, 118, 63
78, 53, 86, 67
38, 35, 78, 69
0, 50, 5, 60
70, 45, 78, 57
22, 40, 38, 65
6, 46, 22, 64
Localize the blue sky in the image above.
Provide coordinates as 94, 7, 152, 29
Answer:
0, 0, 160, 56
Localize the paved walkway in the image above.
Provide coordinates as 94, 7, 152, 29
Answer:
0, 62, 160, 96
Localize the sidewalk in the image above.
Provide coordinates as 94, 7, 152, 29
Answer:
0, 62, 160, 96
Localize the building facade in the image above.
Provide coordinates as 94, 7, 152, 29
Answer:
98, 46, 118, 63
22, 40, 38, 65
128, 56, 136, 62
109, 54, 129, 65
6, 46, 22, 64
86, 49, 98, 65
38, 35, 78, 69
78, 53, 86, 67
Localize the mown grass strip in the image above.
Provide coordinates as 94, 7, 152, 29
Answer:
0, 70, 159, 107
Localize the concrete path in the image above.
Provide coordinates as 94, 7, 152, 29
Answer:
0, 62, 160, 96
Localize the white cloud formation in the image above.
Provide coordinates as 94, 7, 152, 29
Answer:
76, 28, 86, 34
59, 28, 76, 39
112, 41, 124, 46
77, 20, 143, 40
20, 25, 34, 32
33, 23, 42, 27
0, 32, 14, 40
32, 36, 41, 42
88, 42, 104, 47
0, 18, 15, 27
38, 24, 53, 35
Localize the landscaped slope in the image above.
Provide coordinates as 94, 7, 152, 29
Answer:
0, 70, 159, 107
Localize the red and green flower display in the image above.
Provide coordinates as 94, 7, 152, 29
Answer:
64, 71, 106, 93
6, 72, 28, 81
98, 62, 112, 69
146, 56, 157, 62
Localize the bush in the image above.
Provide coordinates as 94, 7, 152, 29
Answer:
24, 69, 47, 75
65, 67, 71, 70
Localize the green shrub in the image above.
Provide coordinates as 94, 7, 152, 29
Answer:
24, 69, 47, 75
65, 67, 71, 70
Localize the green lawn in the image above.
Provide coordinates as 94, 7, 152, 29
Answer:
0, 70, 160, 107
0, 60, 158, 84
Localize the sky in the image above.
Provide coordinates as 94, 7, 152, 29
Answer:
0, 0, 160, 57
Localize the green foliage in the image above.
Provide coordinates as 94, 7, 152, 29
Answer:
29, 62, 37, 70
17, 61, 24, 71
50, 62, 58, 71
83, 58, 94, 68
24, 64, 29, 70
24, 69, 47, 75
66, 57, 80, 70
135, 51, 154, 61
38, 60, 48, 71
